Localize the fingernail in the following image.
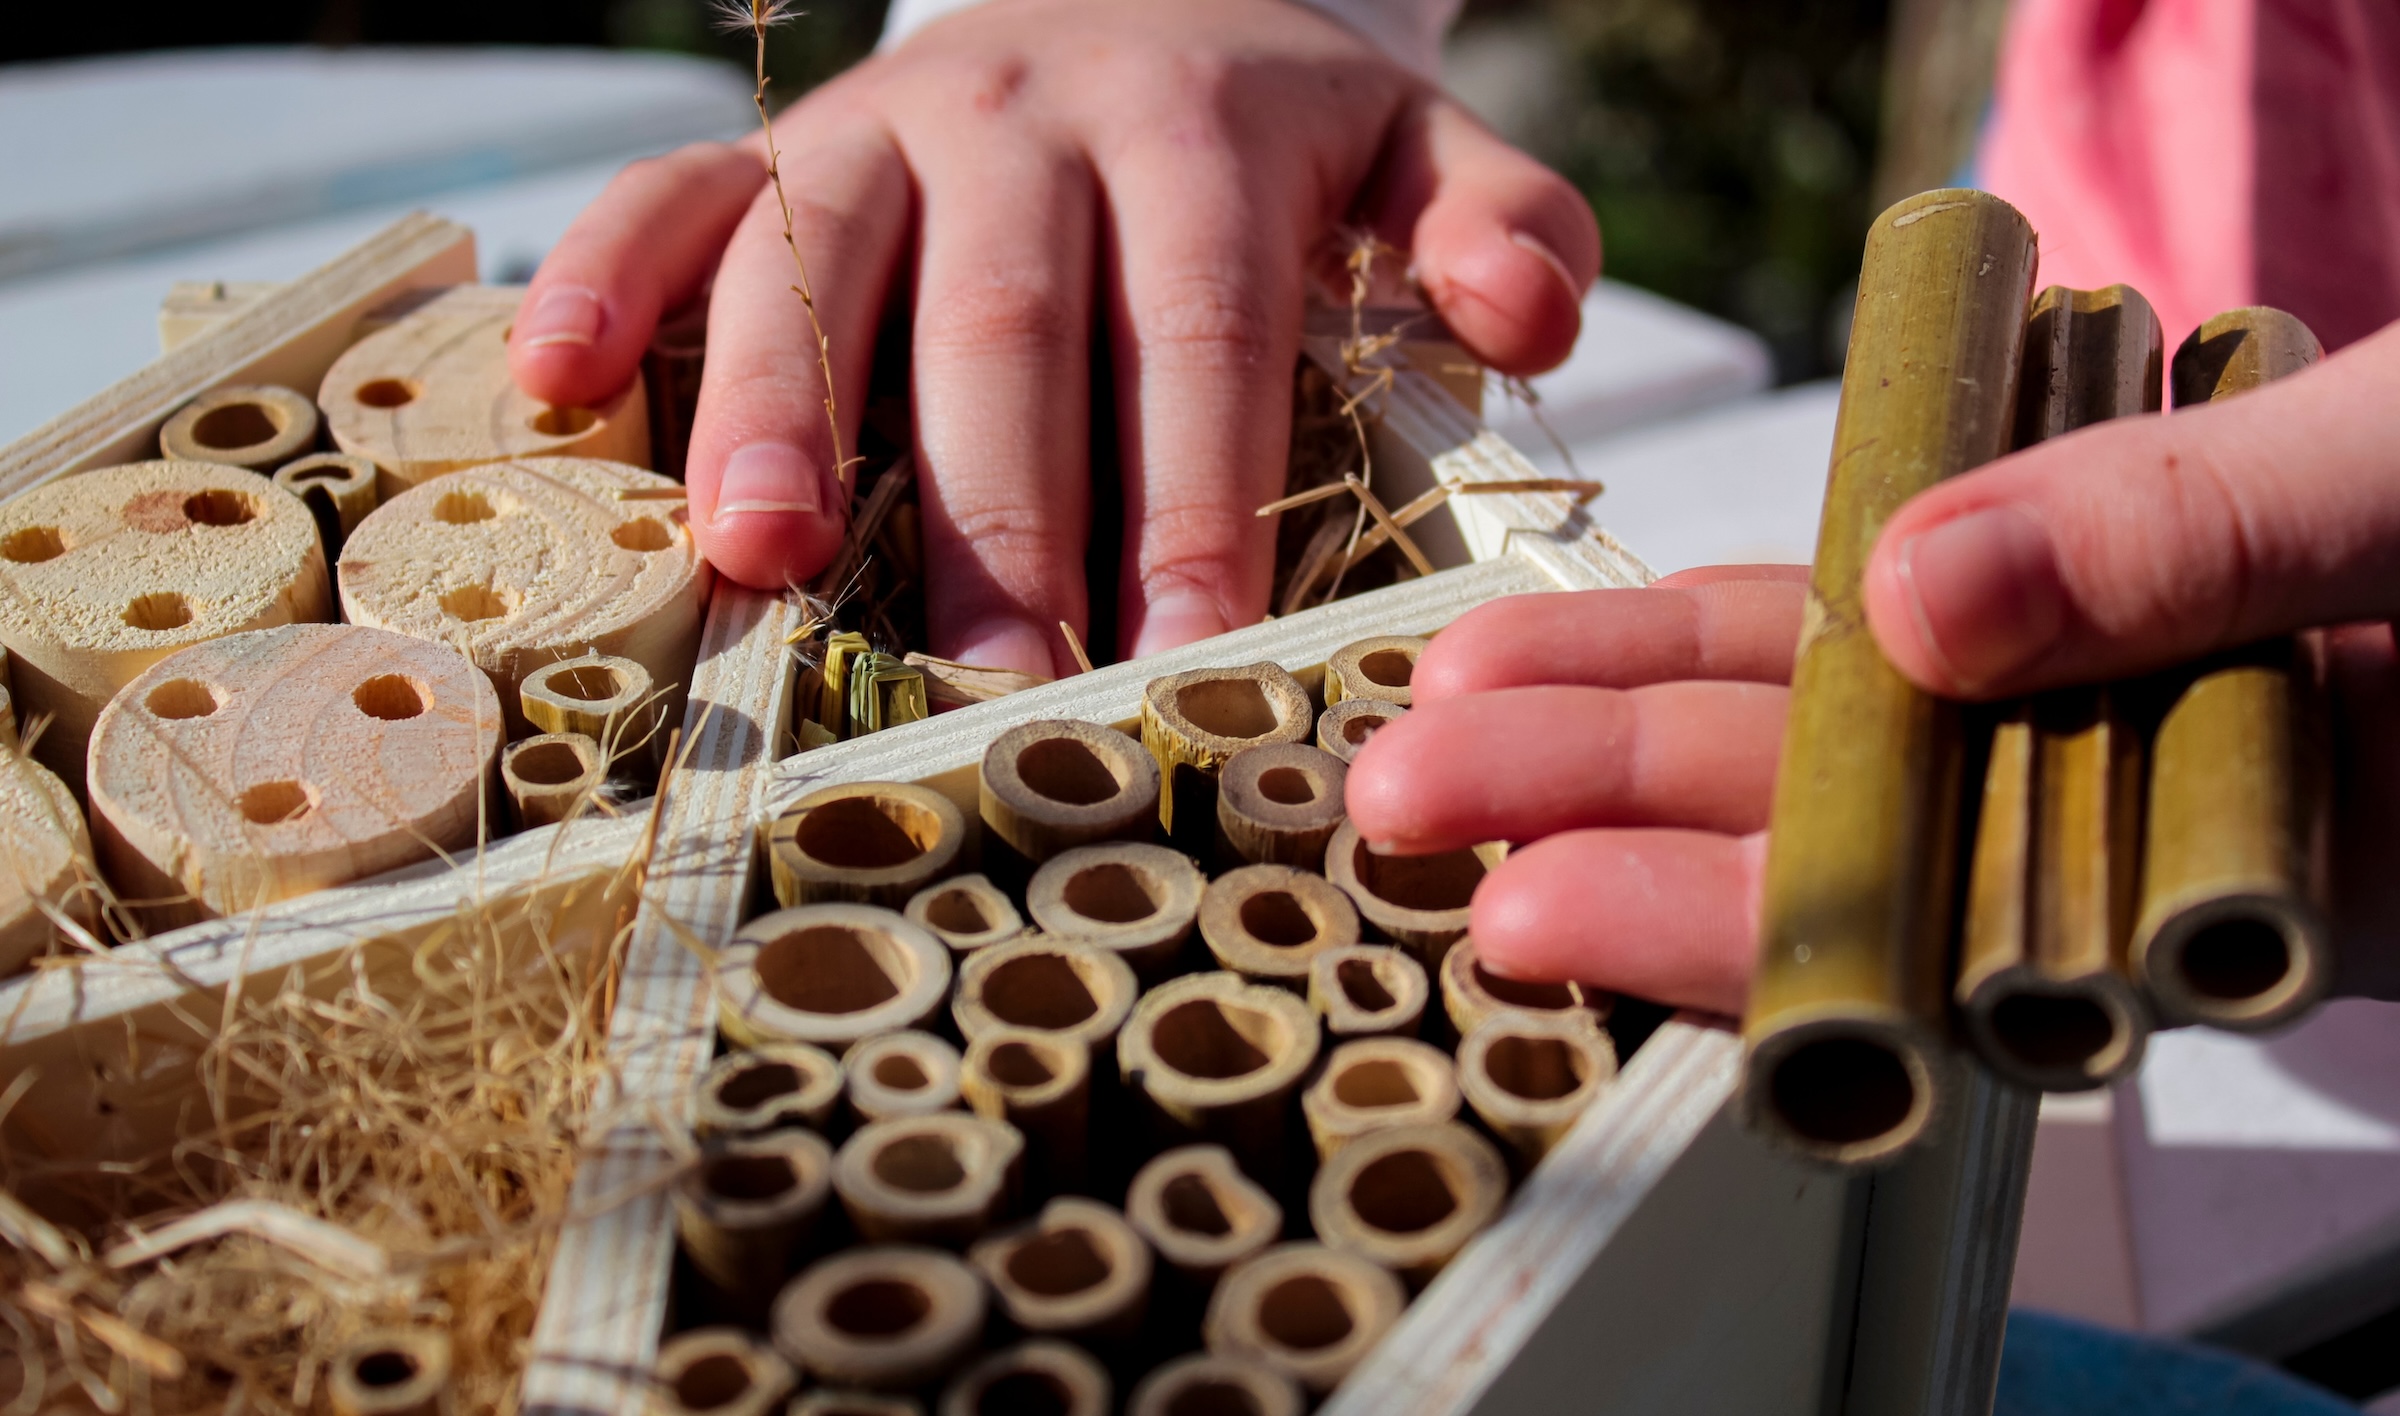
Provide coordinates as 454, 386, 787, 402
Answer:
1131, 591, 1230, 659
711, 442, 824, 521
1893, 503, 2066, 690
517, 285, 605, 349
1509, 230, 1584, 304
950, 618, 1057, 680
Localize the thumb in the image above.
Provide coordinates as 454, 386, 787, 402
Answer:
1863, 319, 2400, 698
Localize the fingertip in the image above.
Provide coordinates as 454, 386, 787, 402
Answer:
508, 282, 645, 409
1418, 219, 1589, 375
688, 440, 847, 590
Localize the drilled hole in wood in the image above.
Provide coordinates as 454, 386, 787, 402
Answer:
1331, 1058, 1420, 1109
756, 926, 904, 1014
716, 1061, 802, 1110
1062, 862, 1159, 924
827, 1278, 931, 1337
1, 526, 66, 563
123, 592, 192, 632
1336, 960, 1396, 1012
704, 1153, 797, 1202
145, 678, 220, 720
1353, 841, 1483, 912
1005, 1227, 1111, 1296
870, 1134, 966, 1193
1356, 649, 1415, 688
190, 402, 280, 450
181, 488, 257, 526
1016, 737, 1122, 806
1165, 1381, 1262, 1416
613, 517, 673, 552
352, 674, 428, 721
2181, 917, 2295, 1002
432, 490, 496, 524
1349, 1150, 1457, 1234
1258, 1275, 1352, 1351
353, 1350, 418, 1388
440, 583, 513, 622
1238, 891, 1317, 948
1175, 679, 1282, 739
925, 888, 991, 935
872, 1055, 930, 1091
1151, 999, 1283, 1081
1255, 766, 1317, 805
1483, 1036, 1584, 1101
510, 740, 592, 786
1159, 1174, 1232, 1237
237, 779, 315, 825
982, 955, 1099, 1030
529, 406, 599, 436
797, 795, 943, 869
674, 1353, 754, 1411
976, 1373, 1073, 1416
988, 1040, 1056, 1088
354, 378, 419, 408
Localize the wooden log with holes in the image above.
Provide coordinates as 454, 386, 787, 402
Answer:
0, 752, 93, 978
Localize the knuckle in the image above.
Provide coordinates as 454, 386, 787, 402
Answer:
917, 283, 1082, 363
936, 500, 1079, 577
1134, 271, 1278, 371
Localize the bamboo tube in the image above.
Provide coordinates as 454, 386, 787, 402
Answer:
771, 1245, 988, 1391
716, 904, 953, 1055
937, 1341, 1112, 1416
329, 1329, 451, 1416
501, 731, 604, 829
1200, 864, 1361, 991
1118, 972, 1320, 1180
1203, 1243, 1406, 1395
674, 1128, 836, 1319
832, 1113, 1026, 1246
520, 654, 661, 763
980, 718, 1162, 864
158, 383, 319, 471
1139, 663, 1313, 840
848, 652, 930, 736
1323, 821, 1497, 968
1025, 842, 1205, 981
274, 452, 381, 556
1438, 936, 1610, 1039
906, 873, 1028, 955
649, 1329, 795, 1416
1301, 1038, 1461, 1160
968, 1197, 1154, 1339
961, 1028, 1091, 1196
953, 939, 1139, 1056
1215, 743, 1350, 868
695, 1043, 845, 1136
1127, 1354, 1304, 1416
1323, 635, 1426, 708
771, 781, 969, 908
1744, 188, 2038, 1166
1454, 1013, 1618, 1169
0, 752, 92, 980
645, 296, 709, 483
1307, 944, 1430, 1039
1307, 1121, 1506, 1289
1125, 1144, 1283, 1287
791, 1394, 925, 1416
2132, 308, 2333, 1031
847, 1031, 965, 1124
1316, 698, 1405, 765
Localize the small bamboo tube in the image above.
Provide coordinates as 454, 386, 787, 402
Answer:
716, 904, 953, 1055
1215, 743, 1350, 868
771, 781, 969, 908
695, 1043, 845, 1136
1438, 936, 1610, 1039
771, 1245, 988, 1391
1125, 1144, 1283, 1287
968, 1197, 1154, 1339
274, 452, 381, 552
1323, 821, 1496, 968
1139, 663, 1313, 839
650, 1329, 795, 1416
1316, 698, 1405, 765
2133, 307, 2334, 1031
158, 383, 319, 470
674, 1128, 836, 1319
644, 296, 708, 482
791, 1394, 925, 1416
1745, 187, 2038, 1166
1301, 1038, 1461, 1160
1455, 1013, 1618, 1169
1117, 972, 1320, 1179
1307, 944, 1430, 1039
848, 652, 930, 736
0, 752, 92, 979
1200, 864, 1361, 991
847, 1031, 965, 1124
832, 1113, 1026, 1246
961, 1027, 1091, 1195
979, 718, 1162, 863
520, 654, 661, 762
1307, 1120, 1507, 1289
953, 939, 1140, 1055
1203, 1242, 1406, 1395
1026, 841, 1205, 981
1323, 635, 1426, 707
1127, 1354, 1304, 1416
329, 1329, 451, 1416
501, 731, 604, 829
937, 1341, 1112, 1416
0, 459, 329, 787
906, 873, 1028, 955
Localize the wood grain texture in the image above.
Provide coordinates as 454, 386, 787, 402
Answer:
0, 751, 93, 978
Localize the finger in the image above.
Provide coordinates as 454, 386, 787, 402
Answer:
508, 140, 765, 407
1367, 95, 1600, 375
1471, 828, 1764, 1016
1414, 578, 1808, 701
1346, 682, 1786, 849
1864, 322, 2400, 697
686, 115, 911, 590
1653, 563, 1812, 590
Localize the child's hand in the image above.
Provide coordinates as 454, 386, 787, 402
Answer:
506, 0, 1598, 676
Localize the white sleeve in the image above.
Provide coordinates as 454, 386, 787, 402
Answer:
877, 0, 1463, 81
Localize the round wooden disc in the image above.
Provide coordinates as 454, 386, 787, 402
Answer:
0, 753, 92, 977
87, 623, 502, 926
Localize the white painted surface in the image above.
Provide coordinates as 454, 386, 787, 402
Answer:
1488, 279, 1774, 453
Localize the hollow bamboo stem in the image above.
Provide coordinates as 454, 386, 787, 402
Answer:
501, 731, 604, 829
832, 1113, 1026, 1246
1316, 698, 1405, 764
961, 1027, 1092, 1196
771, 1245, 988, 1391
694, 1043, 845, 1136
1323, 821, 1495, 969
1125, 1144, 1284, 1287
716, 903, 953, 1055
1300, 1038, 1461, 1160
329, 1329, 451, 1416
1306, 1121, 1507, 1289
846, 1030, 965, 1124
1200, 864, 1361, 991
1454, 1012, 1618, 1169
1025, 841, 1205, 982
953, 939, 1140, 1058
937, 1341, 1112, 1416
673, 1128, 835, 1320
979, 718, 1161, 863
1202, 1243, 1405, 1395
1323, 635, 1425, 707
273, 452, 380, 555
1214, 743, 1350, 869
968, 1197, 1154, 1339
1140, 663, 1313, 842
1307, 944, 1430, 1039
1437, 936, 1610, 1040
1117, 972, 1321, 1181
1127, 1354, 1304, 1416
769, 781, 968, 908
649, 1329, 795, 1416
906, 873, 1028, 955
520, 652, 660, 763
159, 383, 320, 471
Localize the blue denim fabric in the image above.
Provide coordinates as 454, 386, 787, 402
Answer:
1997, 1311, 2360, 1416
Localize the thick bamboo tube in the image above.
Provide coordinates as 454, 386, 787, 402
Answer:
1316, 698, 1404, 765
953, 939, 1139, 1056
1125, 1144, 1284, 1287
1, 753, 92, 979
695, 1043, 844, 1136
906, 873, 1027, 955
1438, 937, 1610, 1039
501, 731, 604, 829
1323, 635, 1425, 707
937, 1341, 1111, 1416
1215, 743, 1349, 868
1745, 188, 2038, 1166
1307, 1121, 1507, 1289
1301, 1038, 1460, 1159
832, 1113, 1026, 1246
960, 1027, 1091, 1196
274, 452, 381, 554
1202, 1243, 1406, 1395
979, 718, 1161, 863
1127, 1354, 1304, 1416
1118, 972, 1319, 1179
771, 782, 969, 909
1025, 841, 1205, 981
0, 460, 329, 787
158, 384, 319, 471
1200, 864, 1361, 990
1323, 821, 1496, 968
88, 624, 499, 927
771, 1245, 988, 1390
329, 1329, 451, 1416
649, 1329, 795, 1416
716, 904, 953, 1055
1139, 663, 1313, 839
847, 1031, 965, 1124
2133, 308, 2333, 1031
1307, 944, 1429, 1039
520, 654, 662, 763
968, 1197, 1154, 1339
674, 1128, 835, 1319
1454, 1013, 1618, 1169
791, 1394, 925, 1416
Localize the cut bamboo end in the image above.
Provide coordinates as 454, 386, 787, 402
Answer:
1118, 972, 1320, 1179
1126, 1144, 1283, 1286
969, 1197, 1154, 1339
88, 624, 499, 928
338, 457, 702, 740
1437, 936, 1610, 1039
1307, 944, 1429, 1039
1316, 698, 1405, 765
771, 781, 969, 909
319, 283, 649, 494
1307, 1121, 1506, 1288
1139, 663, 1313, 835
848, 1031, 965, 1124
521, 653, 661, 761
0, 753, 93, 979
1742, 1019, 1945, 1167
1200, 864, 1361, 990
772, 1245, 988, 1391
1323, 635, 1425, 708
1202, 1242, 1405, 1395
1301, 1038, 1461, 1160
650, 1328, 795, 1416
979, 718, 1162, 863
716, 904, 953, 1055
832, 1112, 1026, 1246
937, 1340, 1112, 1416
1026, 842, 1205, 981
501, 731, 604, 829
961, 1028, 1091, 1195
1959, 971, 2149, 1092
158, 383, 319, 471
791, 1393, 925, 1416
1127, 1353, 1304, 1416
907, 873, 1028, 955
695, 1043, 845, 1137
274, 452, 381, 548
329, 1328, 451, 1416
1214, 743, 1349, 869
2135, 884, 2329, 1032
674, 1128, 836, 1315
953, 939, 1139, 1055
0, 459, 330, 786
1323, 821, 1495, 967
1455, 1013, 1618, 1168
